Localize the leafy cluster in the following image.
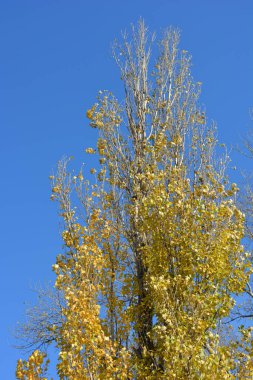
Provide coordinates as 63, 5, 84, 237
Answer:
16, 21, 253, 379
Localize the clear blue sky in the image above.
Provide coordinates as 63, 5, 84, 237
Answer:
1, 0, 253, 378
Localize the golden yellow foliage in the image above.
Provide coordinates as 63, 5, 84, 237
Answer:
16, 351, 49, 380
16, 21, 253, 379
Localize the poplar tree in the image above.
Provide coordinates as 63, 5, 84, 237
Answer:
16, 21, 253, 379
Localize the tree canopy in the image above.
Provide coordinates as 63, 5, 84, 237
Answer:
16, 21, 253, 379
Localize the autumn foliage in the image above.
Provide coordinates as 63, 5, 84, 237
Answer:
16, 21, 253, 379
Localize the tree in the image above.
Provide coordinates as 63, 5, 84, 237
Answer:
16, 21, 253, 379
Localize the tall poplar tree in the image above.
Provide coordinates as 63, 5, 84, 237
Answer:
16, 21, 253, 379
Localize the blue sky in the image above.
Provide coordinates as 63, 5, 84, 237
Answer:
1, 0, 253, 378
